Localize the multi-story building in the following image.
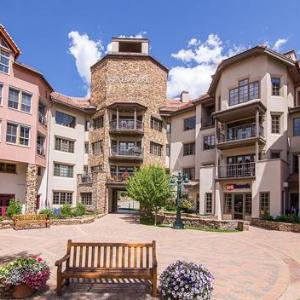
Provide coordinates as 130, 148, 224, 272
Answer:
1, 24, 300, 221
165, 46, 300, 220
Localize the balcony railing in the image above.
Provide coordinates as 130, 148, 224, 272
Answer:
218, 162, 255, 178
217, 124, 264, 143
38, 112, 47, 125
109, 171, 134, 183
201, 119, 214, 129
110, 145, 143, 158
78, 174, 93, 184
36, 144, 45, 156
110, 119, 143, 131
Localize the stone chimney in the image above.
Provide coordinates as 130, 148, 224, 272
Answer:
180, 91, 189, 103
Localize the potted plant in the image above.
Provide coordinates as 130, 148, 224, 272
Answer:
160, 260, 214, 300
0, 257, 50, 299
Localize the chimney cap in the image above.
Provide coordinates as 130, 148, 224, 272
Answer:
180, 91, 189, 102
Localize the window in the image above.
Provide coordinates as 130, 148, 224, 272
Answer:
184, 116, 196, 131
92, 141, 102, 155
54, 163, 73, 177
166, 123, 171, 133
150, 142, 162, 156
183, 142, 195, 156
93, 116, 103, 129
0, 162, 16, 173
0, 84, 3, 104
203, 135, 215, 150
21, 92, 31, 113
229, 80, 259, 106
260, 192, 270, 216
150, 117, 162, 132
83, 165, 89, 174
85, 120, 90, 131
271, 77, 281, 96
81, 193, 92, 205
38, 102, 47, 125
6, 122, 17, 144
55, 137, 74, 153
270, 151, 281, 159
224, 194, 232, 214
84, 142, 89, 154
271, 114, 280, 134
6, 122, 30, 146
293, 118, 300, 136
8, 88, 32, 112
205, 193, 212, 214
91, 165, 102, 173
245, 193, 252, 214
183, 167, 195, 180
55, 111, 76, 128
0, 49, 9, 73
293, 154, 299, 173
166, 144, 170, 157
8, 88, 19, 109
37, 135, 45, 155
53, 191, 73, 205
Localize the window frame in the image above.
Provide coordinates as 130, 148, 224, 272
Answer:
80, 192, 93, 206
271, 114, 280, 134
52, 191, 73, 205
224, 193, 232, 214
0, 48, 10, 74
0, 162, 16, 174
203, 135, 215, 150
183, 116, 196, 131
205, 193, 213, 214
259, 192, 270, 217
182, 167, 195, 180
150, 117, 163, 132
6, 122, 30, 146
293, 117, 300, 136
8, 87, 32, 113
150, 141, 162, 156
183, 142, 195, 156
93, 116, 103, 129
0, 83, 3, 105
55, 136, 75, 153
53, 163, 74, 178
55, 111, 76, 128
91, 141, 103, 155
271, 77, 281, 96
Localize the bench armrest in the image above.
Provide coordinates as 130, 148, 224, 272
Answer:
55, 254, 70, 266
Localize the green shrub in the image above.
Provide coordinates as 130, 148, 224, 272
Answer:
72, 203, 86, 217
275, 214, 300, 224
6, 200, 22, 218
61, 204, 72, 218
262, 214, 274, 221
0, 216, 3, 222
39, 208, 54, 218
180, 198, 194, 213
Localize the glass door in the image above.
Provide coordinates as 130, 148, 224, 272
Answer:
233, 194, 244, 219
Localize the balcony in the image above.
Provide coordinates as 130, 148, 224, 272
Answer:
218, 162, 255, 179
109, 145, 143, 161
38, 112, 47, 126
107, 170, 134, 184
36, 144, 45, 156
109, 119, 143, 134
217, 123, 265, 149
78, 174, 93, 185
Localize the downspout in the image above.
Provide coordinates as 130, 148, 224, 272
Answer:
45, 101, 52, 208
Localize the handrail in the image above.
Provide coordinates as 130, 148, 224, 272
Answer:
218, 162, 255, 178
110, 119, 143, 130
110, 145, 143, 157
78, 174, 92, 184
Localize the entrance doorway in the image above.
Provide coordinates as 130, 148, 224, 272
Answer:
110, 188, 139, 213
0, 194, 14, 216
233, 194, 244, 219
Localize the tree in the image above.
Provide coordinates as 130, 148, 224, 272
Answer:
126, 165, 173, 226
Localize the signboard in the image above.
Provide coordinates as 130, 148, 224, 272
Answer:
226, 183, 250, 191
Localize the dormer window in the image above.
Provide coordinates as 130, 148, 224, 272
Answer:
0, 49, 9, 74
229, 79, 259, 106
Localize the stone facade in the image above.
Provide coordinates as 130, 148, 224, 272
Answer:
92, 172, 107, 213
251, 218, 300, 233
25, 164, 38, 213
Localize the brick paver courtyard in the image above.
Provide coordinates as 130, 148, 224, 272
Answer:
0, 213, 300, 300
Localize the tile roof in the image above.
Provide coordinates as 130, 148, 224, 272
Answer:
50, 92, 96, 111
0, 24, 21, 58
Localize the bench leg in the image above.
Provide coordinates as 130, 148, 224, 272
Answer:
152, 272, 157, 297
56, 268, 63, 296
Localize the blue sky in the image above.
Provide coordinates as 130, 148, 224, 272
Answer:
1, 0, 299, 98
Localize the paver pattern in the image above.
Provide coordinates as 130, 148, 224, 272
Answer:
0, 213, 299, 299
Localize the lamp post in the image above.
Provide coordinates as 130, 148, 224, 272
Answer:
170, 172, 189, 229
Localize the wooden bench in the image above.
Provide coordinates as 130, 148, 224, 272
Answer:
55, 240, 157, 297
12, 214, 50, 230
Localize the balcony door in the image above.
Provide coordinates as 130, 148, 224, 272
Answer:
227, 154, 255, 177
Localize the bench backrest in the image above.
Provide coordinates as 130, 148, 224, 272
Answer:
66, 240, 156, 269
13, 214, 48, 221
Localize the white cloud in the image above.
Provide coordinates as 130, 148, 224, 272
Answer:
68, 31, 103, 94
272, 38, 288, 51
168, 34, 244, 99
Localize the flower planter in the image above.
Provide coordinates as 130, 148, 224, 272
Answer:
12, 284, 34, 299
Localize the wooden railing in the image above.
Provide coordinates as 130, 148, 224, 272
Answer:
218, 162, 255, 178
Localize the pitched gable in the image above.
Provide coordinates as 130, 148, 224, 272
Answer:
0, 24, 21, 58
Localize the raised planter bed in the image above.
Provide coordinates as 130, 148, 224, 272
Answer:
158, 213, 249, 231
251, 218, 300, 233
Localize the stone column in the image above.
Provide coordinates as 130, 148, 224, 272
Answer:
25, 164, 38, 213
92, 171, 107, 214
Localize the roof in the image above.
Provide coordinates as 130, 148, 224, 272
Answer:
50, 92, 96, 112
91, 53, 168, 73
0, 24, 21, 58
160, 99, 195, 116
208, 45, 300, 95
14, 61, 53, 91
